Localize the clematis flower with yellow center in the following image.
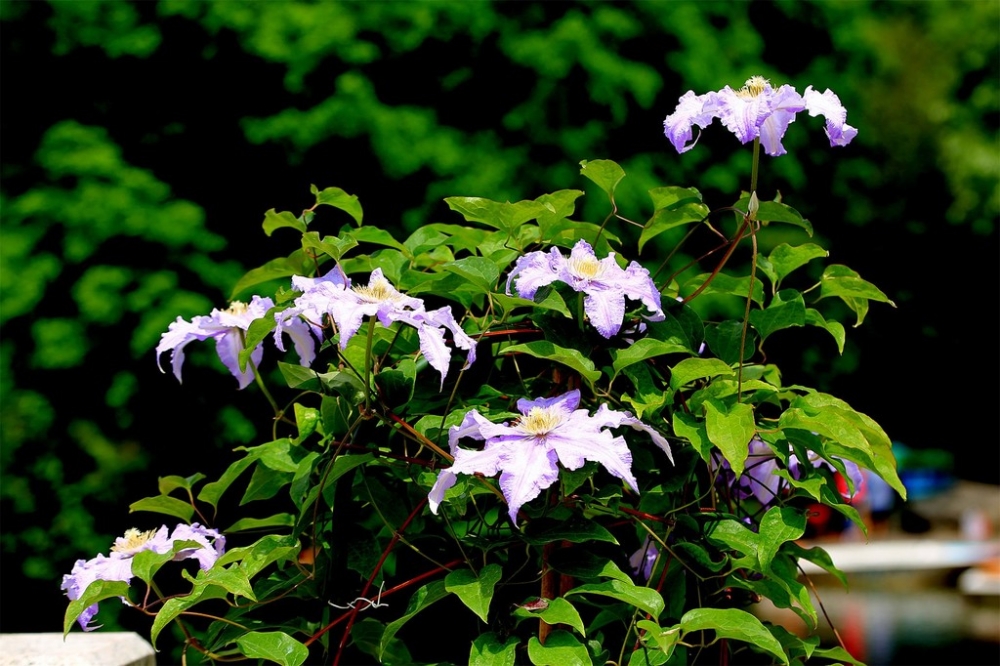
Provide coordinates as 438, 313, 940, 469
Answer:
157, 295, 311, 389
506, 240, 664, 338
428, 389, 673, 525
61, 523, 225, 631
663, 76, 858, 157
275, 267, 477, 387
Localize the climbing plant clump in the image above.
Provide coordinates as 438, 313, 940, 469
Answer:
63, 77, 901, 666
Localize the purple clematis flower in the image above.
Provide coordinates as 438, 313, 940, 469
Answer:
629, 537, 659, 582
663, 76, 858, 157
275, 267, 476, 387
712, 436, 865, 507
506, 240, 665, 338
428, 389, 673, 525
157, 295, 293, 389
61, 523, 225, 631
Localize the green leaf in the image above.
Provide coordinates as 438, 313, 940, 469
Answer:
648, 185, 704, 212
668, 357, 734, 391
311, 184, 363, 225
784, 542, 847, 588
262, 208, 306, 236
128, 495, 195, 522
648, 303, 704, 354
501, 341, 601, 384
224, 513, 295, 533
300, 230, 358, 262
804, 308, 846, 353
682, 272, 765, 306
130, 547, 177, 585
734, 195, 813, 236
748, 289, 806, 342
672, 412, 712, 461
522, 517, 619, 546
704, 320, 757, 365
527, 630, 593, 666
704, 400, 756, 475
158, 473, 205, 495
344, 226, 408, 254
217, 534, 300, 578
566, 579, 665, 618
639, 203, 709, 252
151, 583, 229, 647
513, 597, 586, 637
231, 252, 310, 300
636, 620, 680, 658
757, 507, 807, 571
493, 290, 572, 319
64, 580, 130, 634
535, 189, 584, 237
579, 159, 626, 199
236, 631, 309, 666
238, 309, 280, 372
621, 363, 668, 419
818, 264, 896, 326
445, 564, 502, 623
379, 581, 451, 661
443, 256, 501, 294
445, 196, 549, 233
680, 608, 788, 664
470, 632, 520, 666
610, 338, 689, 374
767, 243, 828, 284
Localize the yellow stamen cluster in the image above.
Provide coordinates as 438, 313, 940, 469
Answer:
738, 76, 770, 100
519, 406, 564, 437
353, 278, 398, 303
224, 301, 249, 316
568, 254, 605, 280
111, 528, 157, 555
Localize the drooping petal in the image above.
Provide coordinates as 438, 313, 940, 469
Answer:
292, 265, 350, 292
213, 329, 259, 389
448, 409, 492, 452
592, 405, 673, 464
156, 317, 213, 383
274, 314, 317, 367
663, 90, 719, 154
506, 247, 563, 299
421, 306, 478, 369
548, 428, 639, 494
757, 84, 805, 157
584, 288, 627, 339
516, 388, 581, 417
416, 323, 451, 387
621, 262, 665, 321
715, 85, 770, 145
428, 470, 459, 515
803, 86, 858, 147
497, 443, 561, 525
169, 523, 225, 570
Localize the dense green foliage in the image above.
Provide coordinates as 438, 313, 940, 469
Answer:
1, 0, 997, 656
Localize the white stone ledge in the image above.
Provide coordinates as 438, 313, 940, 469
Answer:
0, 632, 155, 666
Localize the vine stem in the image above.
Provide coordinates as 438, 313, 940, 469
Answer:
331, 497, 429, 666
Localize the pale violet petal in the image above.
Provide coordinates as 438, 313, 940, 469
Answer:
663, 90, 718, 154
497, 444, 561, 525
584, 289, 627, 339
507, 248, 563, 299
803, 86, 858, 147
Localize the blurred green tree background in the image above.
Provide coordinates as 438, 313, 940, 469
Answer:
2, 0, 996, 639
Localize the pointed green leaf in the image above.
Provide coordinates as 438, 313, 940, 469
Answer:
344, 226, 408, 254
224, 513, 295, 533
705, 320, 757, 365
513, 597, 586, 637
669, 358, 734, 391
379, 581, 450, 661
239, 310, 280, 372
636, 620, 680, 658
565, 579, 665, 617
804, 308, 845, 353
230, 251, 310, 300
648, 185, 704, 212
748, 289, 806, 342
579, 159, 626, 199
672, 412, 712, 461
682, 272, 765, 306
639, 203, 710, 252
128, 495, 195, 522
818, 264, 895, 326
768, 243, 828, 283
443, 256, 501, 294
501, 341, 601, 383
236, 631, 309, 666
157, 474, 205, 495
522, 517, 618, 546
610, 338, 689, 374
528, 630, 593, 666
445, 564, 502, 623
263, 209, 306, 236
470, 632, 520, 666
704, 400, 756, 475
311, 184, 363, 225
680, 608, 788, 664
300, 230, 358, 262
64, 580, 130, 634
734, 195, 813, 237
151, 583, 229, 647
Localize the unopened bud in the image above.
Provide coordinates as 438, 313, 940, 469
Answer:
748, 191, 760, 222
